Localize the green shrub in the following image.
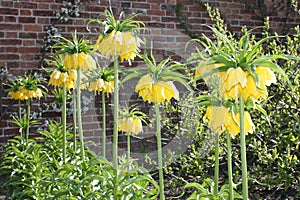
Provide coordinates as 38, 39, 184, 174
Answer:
0, 120, 158, 200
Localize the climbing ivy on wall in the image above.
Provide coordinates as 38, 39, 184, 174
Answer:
37, 0, 83, 67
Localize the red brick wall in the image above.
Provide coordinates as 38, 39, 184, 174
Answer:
0, 0, 299, 155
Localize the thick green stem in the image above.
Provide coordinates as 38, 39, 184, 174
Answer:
113, 56, 119, 198
77, 69, 85, 161
127, 133, 130, 159
102, 92, 106, 158
26, 98, 31, 141
18, 100, 23, 138
227, 133, 234, 200
18, 100, 21, 119
62, 83, 67, 164
73, 89, 77, 151
155, 103, 165, 200
239, 95, 248, 199
214, 132, 219, 196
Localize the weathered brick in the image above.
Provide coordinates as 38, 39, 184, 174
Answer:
0, 39, 22, 45
0, 8, 18, 15
38, 3, 50, 9
5, 47, 18, 53
38, 17, 50, 24
33, 10, 53, 16
0, 54, 20, 60
133, 2, 151, 9
147, 9, 166, 16
19, 17, 36, 23
19, 47, 40, 53
121, 2, 131, 8
23, 24, 43, 32
15, 2, 38, 9
23, 40, 35, 46
20, 9, 32, 16
19, 32, 38, 39
5, 16, 17, 22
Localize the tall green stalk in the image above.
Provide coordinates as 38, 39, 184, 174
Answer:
214, 132, 219, 196
18, 100, 23, 138
73, 89, 77, 151
62, 83, 67, 164
227, 133, 233, 200
155, 103, 165, 200
76, 69, 85, 161
113, 55, 119, 198
239, 95, 248, 199
102, 92, 106, 158
26, 98, 31, 141
127, 133, 131, 159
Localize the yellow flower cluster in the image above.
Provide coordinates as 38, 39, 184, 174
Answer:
48, 70, 77, 90
88, 79, 114, 94
204, 106, 255, 136
94, 30, 142, 64
196, 63, 277, 101
135, 74, 179, 103
9, 86, 43, 101
118, 117, 143, 135
220, 66, 276, 101
63, 53, 96, 71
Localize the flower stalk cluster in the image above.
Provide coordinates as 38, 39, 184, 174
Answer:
193, 25, 290, 199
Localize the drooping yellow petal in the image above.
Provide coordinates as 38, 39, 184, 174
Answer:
256, 67, 276, 87
152, 83, 165, 103
223, 67, 247, 91
156, 82, 179, 101
241, 74, 268, 101
132, 118, 143, 135
204, 106, 228, 134
232, 111, 255, 135
102, 80, 114, 94
220, 67, 247, 99
135, 74, 152, 91
81, 54, 96, 71
225, 112, 240, 136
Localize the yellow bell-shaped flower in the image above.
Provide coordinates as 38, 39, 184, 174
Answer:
204, 106, 228, 134
88, 79, 114, 94
118, 117, 143, 135
204, 106, 255, 136
220, 67, 247, 99
94, 30, 141, 64
64, 52, 90, 70
49, 70, 76, 90
135, 74, 179, 103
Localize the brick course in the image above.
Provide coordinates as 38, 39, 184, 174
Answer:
0, 0, 299, 157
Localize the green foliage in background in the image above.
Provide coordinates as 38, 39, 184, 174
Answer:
0, 120, 158, 200
166, 3, 300, 199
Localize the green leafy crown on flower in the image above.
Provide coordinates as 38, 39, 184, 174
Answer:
6, 72, 46, 93
119, 104, 147, 123
123, 46, 191, 90
88, 9, 144, 36
53, 31, 93, 55
85, 67, 114, 82
190, 25, 291, 84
